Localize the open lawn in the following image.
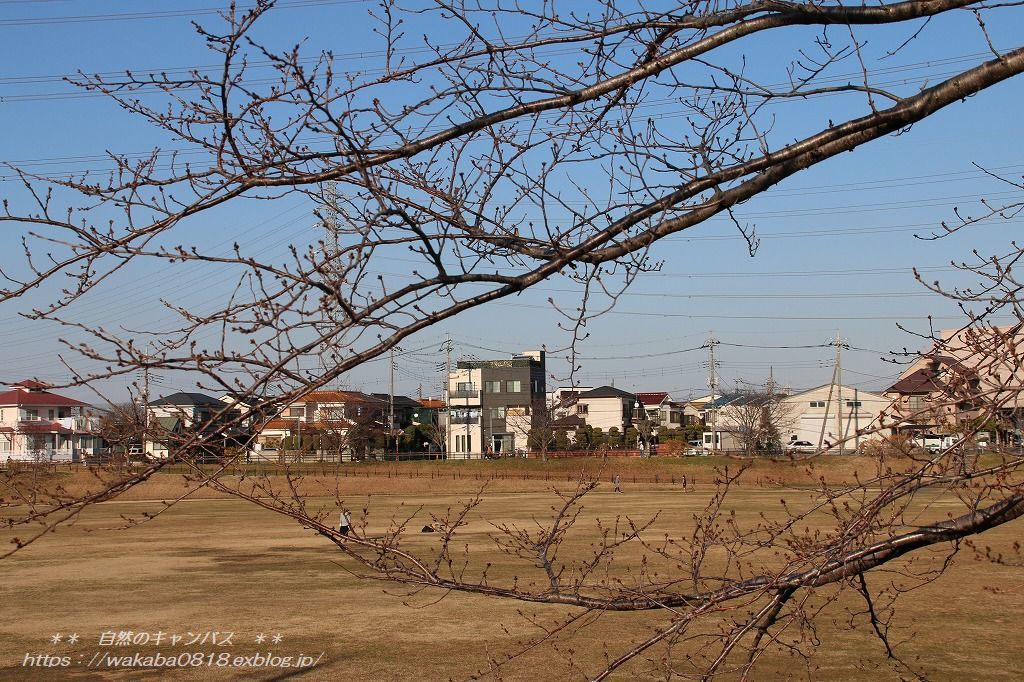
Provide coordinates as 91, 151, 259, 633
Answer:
2, 458, 1023, 680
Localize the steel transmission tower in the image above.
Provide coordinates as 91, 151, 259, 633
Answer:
319, 181, 343, 384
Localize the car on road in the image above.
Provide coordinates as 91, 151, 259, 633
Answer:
784, 440, 816, 454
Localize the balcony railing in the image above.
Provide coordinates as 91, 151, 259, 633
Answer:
449, 415, 480, 425
450, 390, 479, 399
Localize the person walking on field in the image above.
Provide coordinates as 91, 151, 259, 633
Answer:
681, 474, 687, 491
339, 510, 352, 536
613, 474, 622, 493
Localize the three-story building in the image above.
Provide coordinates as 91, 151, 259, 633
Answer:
447, 351, 546, 457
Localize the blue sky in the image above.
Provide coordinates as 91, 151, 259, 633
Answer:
1, 1, 1022, 403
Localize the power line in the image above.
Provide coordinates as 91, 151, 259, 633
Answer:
0, 0, 368, 27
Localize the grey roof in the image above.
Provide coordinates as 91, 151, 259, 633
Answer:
578, 386, 636, 400
550, 414, 586, 429
150, 392, 225, 407
371, 393, 421, 408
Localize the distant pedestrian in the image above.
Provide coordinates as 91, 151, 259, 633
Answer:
613, 474, 622, 493
681, 474, 687, 491
339, 510, 352, 536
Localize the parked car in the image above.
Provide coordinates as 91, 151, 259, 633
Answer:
784, 440, 816, 454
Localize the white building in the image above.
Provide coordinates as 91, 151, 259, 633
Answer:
781, 385, 890, 451
572, 386, 637, 435
447, 351, 546, 457
0, 380, 103, 462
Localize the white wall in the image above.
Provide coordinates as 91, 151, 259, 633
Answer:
577, 396, 628, 433
783, 385, 890, 447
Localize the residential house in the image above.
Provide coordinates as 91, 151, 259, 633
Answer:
370, 393, 420, 431
548, 387, 593, 420
572, 386, 637, 437
255, 390, 387, 457
0, 380, 103, 462
884, 324, 1024, 443
145, 392, 244, 459
634, 392, 692, 428
412, 399, 444, 427
447, 351, 546, 457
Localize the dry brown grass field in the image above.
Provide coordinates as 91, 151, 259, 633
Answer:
2, 456, 1023, 680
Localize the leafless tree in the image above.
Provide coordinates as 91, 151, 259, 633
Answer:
718, 386, 796, 455
97, 401, 148, 460
3, 0, 1024, 678
422, 421, 447, 458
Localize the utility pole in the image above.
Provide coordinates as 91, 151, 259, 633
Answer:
389, 347, 396, 461
141, 348, 151, 429
835, 332, 844, 456
707, 334, 719, 454
139, 343, 153, 459
442, 334, 452, 459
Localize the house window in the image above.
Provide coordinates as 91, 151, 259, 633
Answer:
484, 381, 501, 393
48, 409, 55, 420
489, 407, 506, 420
322, 407, 345, 420
908, 395, 925, 410
576, 404, 589, 415
845, 401, 862, 407
809, 401, 825, 408
457, 382, 475, 392
670, 412, 681, 424
287, 407, 304, 418
505, 380, 522, 393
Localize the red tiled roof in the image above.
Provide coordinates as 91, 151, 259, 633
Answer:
259, 418, 300, 431
12, 379, 50, 389
418, 399, 445, 409
0, 388, 88, 407
635, 392, 669, 406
